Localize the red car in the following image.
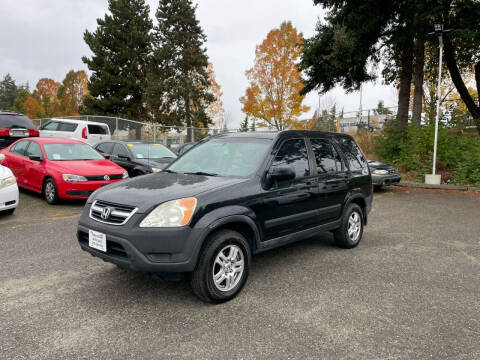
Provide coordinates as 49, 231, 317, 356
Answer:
0, 138, 128, 204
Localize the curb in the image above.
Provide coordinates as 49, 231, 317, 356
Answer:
394, 182, 480, 192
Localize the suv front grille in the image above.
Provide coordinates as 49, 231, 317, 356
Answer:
89, 200, 137, 225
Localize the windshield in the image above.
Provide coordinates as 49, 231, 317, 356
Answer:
43, 144, 105, 161
129, 143, 176, 159
167, 138, 271, 177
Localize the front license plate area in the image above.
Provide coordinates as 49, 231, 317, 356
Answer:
89, 230, 107, 252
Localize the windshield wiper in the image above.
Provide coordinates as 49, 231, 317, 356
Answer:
183, 171, 219, 177
162, 169, 177, 173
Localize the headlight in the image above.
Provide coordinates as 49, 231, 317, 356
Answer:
151, 167, 162, 173
62, 174, 88, 182
122, 171, 129, 179
140, 197, 197, 228
0, 175, 16, 190
372, 169, 389, 175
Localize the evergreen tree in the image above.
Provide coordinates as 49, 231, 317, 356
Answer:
250, 118, 256, 132
13, 89, 30, 114
239, 117, 249, 132
0, 74, 18, 110
82, 0, 153, 121
146, 0, 214, 142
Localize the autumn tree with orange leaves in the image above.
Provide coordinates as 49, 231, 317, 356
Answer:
206, 63, 225, 128
32, 78, 61, 117
57, 70, 89, 116
241, 21, 309, 131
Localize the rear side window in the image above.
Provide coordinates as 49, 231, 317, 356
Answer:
310, 138, 342, 174
272, 138, 310, 178
336, 137, 368, 172
96, 142, 114, 154
88, 124, 109, 135
0, 114, 36, 129
10, 140, 30, 156
25, 141, 43, 159
58, 122, 78, 132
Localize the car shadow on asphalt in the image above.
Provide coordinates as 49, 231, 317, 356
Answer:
18, 187, 87, 206
79, 232, 338, 305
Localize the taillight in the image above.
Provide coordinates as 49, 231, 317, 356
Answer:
82, 127, 88, 139
28, 129, 40, 137
0, 128, 9, 137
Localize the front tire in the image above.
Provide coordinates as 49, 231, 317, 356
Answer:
43, 178, 59, 205
191, 230, 250, 303
2, 208, 15, 216
334, 203, 364, 249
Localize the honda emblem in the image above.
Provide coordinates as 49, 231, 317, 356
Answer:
101, 207, 112, 220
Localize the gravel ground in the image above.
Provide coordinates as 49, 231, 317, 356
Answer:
0, 187, 479, 360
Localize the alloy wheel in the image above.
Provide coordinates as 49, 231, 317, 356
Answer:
212, 245, 245, 292
347, 211, 362, 243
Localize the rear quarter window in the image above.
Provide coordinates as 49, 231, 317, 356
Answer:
0, 114, 36, 129
88, 124, 109, 135
336, 137, 368, 172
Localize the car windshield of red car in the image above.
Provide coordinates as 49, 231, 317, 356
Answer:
43, 143, 104, 161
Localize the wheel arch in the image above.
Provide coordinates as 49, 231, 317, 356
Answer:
344, 194, 368, 225
195, 214, 261, 257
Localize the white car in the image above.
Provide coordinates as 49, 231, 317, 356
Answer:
0, 153, 19, 215
39, 118, 111, 146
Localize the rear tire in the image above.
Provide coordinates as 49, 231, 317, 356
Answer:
43, 178, 59, 205
334, 203, 364, 249
190, 230, 250, 303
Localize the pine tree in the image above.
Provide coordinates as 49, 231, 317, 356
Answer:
239, 117, 249, 132
250, 118, 256, 132
0, 74, 18, 110
146, 0, 214, 142
82, 0, 153, 121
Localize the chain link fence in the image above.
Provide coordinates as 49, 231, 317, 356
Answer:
32, 115, 224, 150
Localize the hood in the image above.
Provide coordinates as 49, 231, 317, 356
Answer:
0, 164, 14, 180
92, 172, 248, 213
134, 158, 175, 170
52, 159, 125, 176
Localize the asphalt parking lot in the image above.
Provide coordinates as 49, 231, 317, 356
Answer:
1, 187, 479, 360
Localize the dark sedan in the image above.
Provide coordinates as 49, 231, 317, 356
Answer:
368, 160, 401, 189
95, 140, 177, 177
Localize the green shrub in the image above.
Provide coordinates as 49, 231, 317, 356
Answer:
373, 122, 480, 185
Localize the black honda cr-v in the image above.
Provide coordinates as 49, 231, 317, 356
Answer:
77, 131, 372, 303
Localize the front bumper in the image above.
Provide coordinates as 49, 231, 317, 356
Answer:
0, 183, 19, 211
372, 174, 401, 186
59, 179, 123, 199
77, 203, 206, 273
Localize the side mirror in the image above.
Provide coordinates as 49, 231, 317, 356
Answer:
99, 152, 111, 159
269, 165, 295, 182
0, 154, 5, 162
29, 155, 42, 161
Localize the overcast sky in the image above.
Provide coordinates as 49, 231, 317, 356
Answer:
0, 0, 397, 127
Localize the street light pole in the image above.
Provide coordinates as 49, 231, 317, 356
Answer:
425, 23, 445, 185
432, 25, 443, 176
